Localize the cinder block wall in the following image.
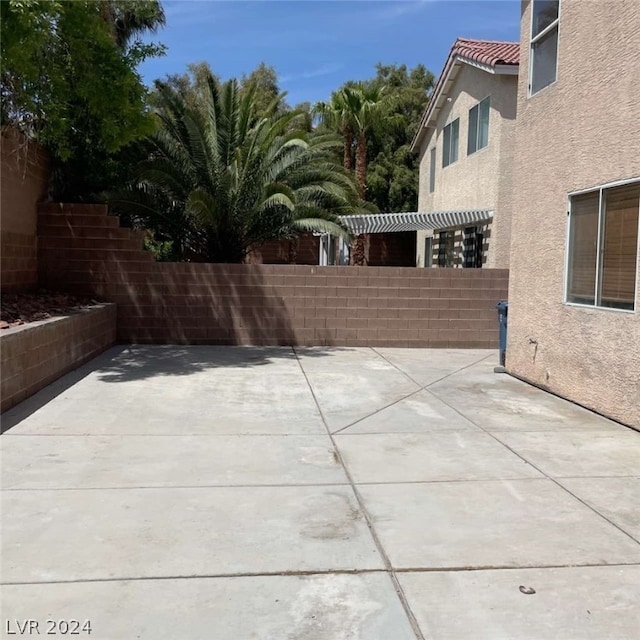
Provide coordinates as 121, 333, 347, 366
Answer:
1, 130, 49, 292
249, 231, 417, 267
248, 234, 320, 265
0, 304, 116, 413
38, 204, 508, 347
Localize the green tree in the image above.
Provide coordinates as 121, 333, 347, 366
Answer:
347, 84, 397, 200
313, 88, 359, 171
240, 62, 287, 117
364, 64, 435, 212
101, 0, 166, 49
314, 84, 396, 265
293, 102, 313, 133
110, 76, 361, 263
321, 64, 434, 213
0, 0, 165, 199
154, 61, 219, 111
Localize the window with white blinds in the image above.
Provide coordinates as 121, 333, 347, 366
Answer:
566, 181, 639, 311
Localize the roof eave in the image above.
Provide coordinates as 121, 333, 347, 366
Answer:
410, 54, 519, 154
494, 64, 519, 75
410, 55, 461, 153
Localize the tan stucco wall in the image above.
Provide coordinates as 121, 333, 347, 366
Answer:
416, 64, 518, 268
507, 0, 640, 428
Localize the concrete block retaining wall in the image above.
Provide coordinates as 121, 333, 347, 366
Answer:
0, 304, 116, 413
0, 130, 49, 292
38, 204, 508, 347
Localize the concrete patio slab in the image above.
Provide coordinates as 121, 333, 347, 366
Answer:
2, 486, 383, 583
1, 573, 418, 640
5, 346, 326, 435
1, 435, 346, 490
495, 430, 640, 477
559, 477, 640, 540
295, 347, 419, 431
334, 389, 478, 434
429, 359, 628, 432
358, 480, 640, 569
2, 345, 638, 638
373, 347, 492, 386
398, 565, 640, 640
335, 432, 541, 483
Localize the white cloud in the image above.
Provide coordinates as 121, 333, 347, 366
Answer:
374, 0, 432, 21
280, 63, 343, 84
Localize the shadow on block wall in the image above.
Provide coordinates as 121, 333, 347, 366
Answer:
1, 129, 49, 292
37, 203, 509, 348
118, 263, 299, 346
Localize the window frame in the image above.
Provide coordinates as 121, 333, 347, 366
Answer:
528, 0, 561, 97
429, 146, 436, 193
437, 230, 455, 267
424, 236, 433, 268
564, 177, 640, 313
467, 96, 490, 156
463, 226, 484, 268
442, 118, 459, 168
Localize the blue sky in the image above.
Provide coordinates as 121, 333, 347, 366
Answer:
140, 0, 521, 106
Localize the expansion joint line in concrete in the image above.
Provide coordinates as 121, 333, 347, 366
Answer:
330, 349, 494, 436
370, 347, 494, 390
421, 386, 640, 548
292, 346, 427, 640
4, 562, 640, 587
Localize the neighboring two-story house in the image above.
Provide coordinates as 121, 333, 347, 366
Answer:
411, 38, 519, 269
507, 0, 640, 427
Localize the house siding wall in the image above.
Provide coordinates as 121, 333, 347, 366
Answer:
507, 0, 640, 428
416, 64, 518, 269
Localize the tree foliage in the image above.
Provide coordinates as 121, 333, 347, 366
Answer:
0, 0, 165, 199
364, 63, 435, 212
314, 89, 359, 171
240, 62, 288, 116
156, 61, 287, 119
110, 75, 363, 262
155, 61, 219, 111
313, 64, 434, 212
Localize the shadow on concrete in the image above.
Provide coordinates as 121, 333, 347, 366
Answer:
0, 343, 354, 431
0, 346, 129, 433
93, 343, 352, 384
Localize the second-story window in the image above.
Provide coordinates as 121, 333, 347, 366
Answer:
429, 147, 436, 192
442, 118, 459, 168
530, 0, 560, 95
467, 97, 490, 155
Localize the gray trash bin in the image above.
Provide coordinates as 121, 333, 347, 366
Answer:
496, 300, 508, 366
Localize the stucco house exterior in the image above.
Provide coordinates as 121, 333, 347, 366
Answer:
411, 38, 519, 269
507, 0, 640, 427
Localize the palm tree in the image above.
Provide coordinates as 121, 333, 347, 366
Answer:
110, 76, 359, 263
100, 0, 166, 48
348, 84, 396, 200
332, 85, 394, 264
313, 88, 359, 171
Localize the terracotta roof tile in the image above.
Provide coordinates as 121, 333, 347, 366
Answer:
410, 37, 520, 151
453, 37, 520, 66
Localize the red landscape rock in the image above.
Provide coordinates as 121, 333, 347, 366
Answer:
1, 291, 101, 329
